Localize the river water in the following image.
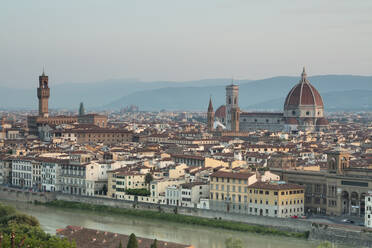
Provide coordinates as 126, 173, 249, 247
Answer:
1, 200, 325, 248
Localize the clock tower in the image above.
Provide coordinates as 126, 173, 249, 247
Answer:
37, 70, 50, 117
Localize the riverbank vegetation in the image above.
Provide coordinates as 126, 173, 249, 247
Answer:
0, 203, 75, 247
125, 188, 151, 196
43, 200, 309, 239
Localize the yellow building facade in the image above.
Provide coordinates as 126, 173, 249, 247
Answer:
209, 171, 304, 218
107, 169, 146, 199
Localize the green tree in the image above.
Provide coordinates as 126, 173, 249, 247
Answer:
145, 173, 153, 187
125, 188, 150, 196
0, 203, 75, 248
118, 240, 123, 248
225, 237, 243, 248
150, 239, 158, 248
127, 233, 138, 248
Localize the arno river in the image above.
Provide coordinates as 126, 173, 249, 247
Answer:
1, 200, 328, 248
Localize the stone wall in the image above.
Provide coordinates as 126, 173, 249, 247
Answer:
0, 186, 56, 203
56, 193, 311, 233
309, 223, 372, 247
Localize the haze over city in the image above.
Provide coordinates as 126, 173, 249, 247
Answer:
1, 0, 372, 88
1, 1, 372, 248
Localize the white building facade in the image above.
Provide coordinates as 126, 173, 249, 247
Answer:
365, 192, 372, 228
12, 158, 33, 188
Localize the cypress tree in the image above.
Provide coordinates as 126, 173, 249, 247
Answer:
126, 233, 138, 248
150, 239, 158, 248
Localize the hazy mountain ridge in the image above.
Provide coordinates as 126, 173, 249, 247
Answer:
105, 75, 372, 111
1, 75, 371, 111
0, 78, 234, 110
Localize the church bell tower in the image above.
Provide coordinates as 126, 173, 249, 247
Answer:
207, 97, 214, 132
37, 70, 50, 117
226, 82, 239, 131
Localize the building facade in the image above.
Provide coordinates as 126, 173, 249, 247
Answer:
271, 149, 372, 216
247, 181, 304, 218
365, 192, 372, 228
75, 129, 133, 145
107, 168, 146, 199
12, 158, 33, 189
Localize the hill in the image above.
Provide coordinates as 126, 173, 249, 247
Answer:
1, 75, 371, 111
105, 75, 372, 111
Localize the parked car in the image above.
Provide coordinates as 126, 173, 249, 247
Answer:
341, 219, 354, 224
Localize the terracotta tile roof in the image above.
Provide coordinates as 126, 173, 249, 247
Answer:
248, 181, 304, 190
210, 171, 254, 179
57, 226, 192, 248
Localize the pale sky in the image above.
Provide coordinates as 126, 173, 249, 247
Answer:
1, 0, 371, 88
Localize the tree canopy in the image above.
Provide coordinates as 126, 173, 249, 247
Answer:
126, 233, 138, 248
0, 203, 75, 248
150, 239, 158, 248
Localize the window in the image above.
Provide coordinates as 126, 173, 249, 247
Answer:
306, 111, 310, 116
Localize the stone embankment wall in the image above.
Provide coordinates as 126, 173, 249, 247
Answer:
309, 223, 372, 248
0, 186, 56, 203
56, 193, 311, 233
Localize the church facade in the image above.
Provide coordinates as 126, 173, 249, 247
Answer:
208, 68, 329, 133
